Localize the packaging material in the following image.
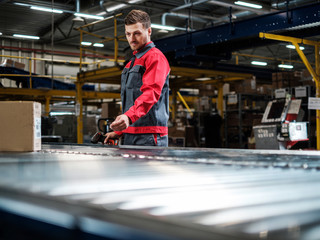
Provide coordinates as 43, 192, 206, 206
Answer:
272, 72, 300, 88
231, 77, 257, 94
0, 59, 25, 70
0, 101, 41, 151
256, 84, 273, 95
300, 69, 314, 86
199, 84, 215, 96
101, 102, 121, 119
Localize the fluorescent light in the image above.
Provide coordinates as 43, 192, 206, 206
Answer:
251, 61, 267, 66
106, 4, 127, 12
31, 6, 63, 14
234, 1, 262, 9
128, 0, 144, 3
74, 13, 104, 20
50, 112, 74, 116
196, 77, 211, 81
81, 41, 92, 46
96, 11, 107, 16
151, 24, 175, 31
278, 64, 293, 69
13, 2, 29, 7
286, 44, 305, 50
93, 43, 104, 47
13, 34, 40, 40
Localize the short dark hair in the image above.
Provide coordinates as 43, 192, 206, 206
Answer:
124, 9, 151, 29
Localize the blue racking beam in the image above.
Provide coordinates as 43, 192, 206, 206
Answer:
154, 3, 320, 54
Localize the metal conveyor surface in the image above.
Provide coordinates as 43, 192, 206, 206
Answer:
1, 144, 320, 240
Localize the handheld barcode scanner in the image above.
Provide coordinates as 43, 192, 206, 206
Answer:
91, 118, 119, 146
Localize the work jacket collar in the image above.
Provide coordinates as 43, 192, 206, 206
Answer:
133, 41, 155, 59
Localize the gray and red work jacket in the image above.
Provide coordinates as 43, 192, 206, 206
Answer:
115, 41, 170, 136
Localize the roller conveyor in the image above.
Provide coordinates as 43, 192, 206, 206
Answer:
1, 145, 320, 239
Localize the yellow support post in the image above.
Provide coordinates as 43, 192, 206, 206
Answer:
315, 44, 320, 150
45, 96, 51, 117
29, 58, 32, 89
177, 91, 193, 117
76, 79, 84, 144
172, 89, 177, 122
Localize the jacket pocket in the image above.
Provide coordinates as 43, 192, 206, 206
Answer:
127, 66, 143, 89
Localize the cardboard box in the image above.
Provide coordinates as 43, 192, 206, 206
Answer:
0, 101, 41, 151
0, 59, 25, 70
101, 102, 121, 119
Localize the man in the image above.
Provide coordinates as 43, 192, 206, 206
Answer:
104, 9, 170, 147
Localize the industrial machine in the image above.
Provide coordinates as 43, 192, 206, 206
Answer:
1, 144, 320, 240
254, 98, 308, 150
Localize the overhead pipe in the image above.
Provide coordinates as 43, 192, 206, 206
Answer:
160, 0, 212, 31
161, 13, 207, 30
76, 0, 80, 12
171, 0, 210, 12
272, 0, 315, 9
208, 0, 273, 14
161, 12, 216, 26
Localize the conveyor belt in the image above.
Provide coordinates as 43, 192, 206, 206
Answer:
1, 144, 320, 240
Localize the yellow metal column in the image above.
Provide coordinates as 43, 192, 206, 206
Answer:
45, 96, 51, 117
28, 58, 32, 88
315, 44, 320, 150
172, 89, 177, 122
76, 78, 84, 144
177, 91, 193, 117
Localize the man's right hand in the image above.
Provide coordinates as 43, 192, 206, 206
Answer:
104, 132, 120, 145
110, 114, 131, 131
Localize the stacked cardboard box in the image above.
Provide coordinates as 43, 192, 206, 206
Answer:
272, 72, 301, 88
0, 101, 41, 151
0, 59, 25, 70
230, 78, 257, 94
198, 84, 215, 97
300, 69, 314, 86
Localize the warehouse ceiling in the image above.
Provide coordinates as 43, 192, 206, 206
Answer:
1, 0, 320, 77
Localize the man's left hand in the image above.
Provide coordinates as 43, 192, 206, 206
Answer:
110, 114, 131, 131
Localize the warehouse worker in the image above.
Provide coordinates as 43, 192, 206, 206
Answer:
104, 9, 170, 146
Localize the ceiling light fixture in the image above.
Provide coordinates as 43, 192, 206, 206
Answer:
234, 1, 262, 9
0, 32, 2, 36
93, 43, 104, 47
151, 24, 175, 31
81, 41, 92, 46
74, 13, 104, 20
286, 44, 305, 50
128, 0, 144, 3
278, 64, 293, 69
251, 61, 267, 66
30, 6, 63, 14
96, 11, 107, 16
195, 77, 211, 81
106, 4, 127, 12
13, 2, 29, 7
13, 34, 40, 40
